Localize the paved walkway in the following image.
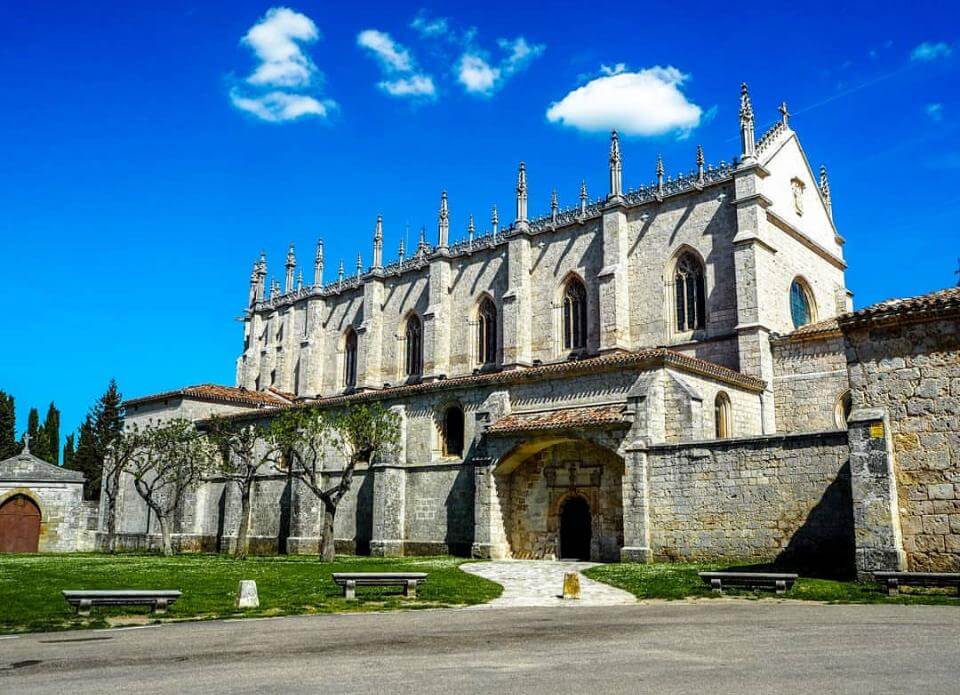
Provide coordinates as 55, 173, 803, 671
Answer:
461, 560, 636, 607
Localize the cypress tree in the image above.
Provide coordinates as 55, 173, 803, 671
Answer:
41, 402, 60, 465
62, 433, 75, 469
93, 379, 124, 458
71, 416, 100, 499
26, 408, 40, 453
0, 391, 16, 460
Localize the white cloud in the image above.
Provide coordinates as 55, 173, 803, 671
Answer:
230, 7, 334, 123
911, 41, 952, 62
380, 75, 437, 97
600, 63, 627, 76
546, 66, 703, 137
230, 90, 333, 122
357, 28, 435, 100
357, 29, 413, 73
457, 36, 544, 96
242, 7, 319, 87
926, 103, 944, 121
410, 10, 448, 38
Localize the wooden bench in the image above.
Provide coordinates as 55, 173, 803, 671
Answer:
873, 572, 960, 597
699, 572, 798, 595
62, 590, 183, 616
331, 573, 428, 601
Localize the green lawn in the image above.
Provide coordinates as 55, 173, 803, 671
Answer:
0, 553, 502, 634
585, 562, 960, 605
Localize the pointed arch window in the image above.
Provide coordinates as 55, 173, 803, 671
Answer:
562, 277, 588, 351
343, 328, 358, 389
405, 314, 423, 377
477, 297, 497, 366
675, 252, 706, 332
715, 392, 732, 439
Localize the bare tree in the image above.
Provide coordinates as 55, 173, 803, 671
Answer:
128, 419, 213, 556
274, 403, 399, 562
205, 416, 281, 560
101, 424, 145, 553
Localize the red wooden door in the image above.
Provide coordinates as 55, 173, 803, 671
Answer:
0, 495, 41, 553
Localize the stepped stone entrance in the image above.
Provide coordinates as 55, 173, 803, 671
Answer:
559, 496, 592, 560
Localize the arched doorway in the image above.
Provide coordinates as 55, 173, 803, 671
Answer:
559, 496, 592, 560
0, 495, 41, 553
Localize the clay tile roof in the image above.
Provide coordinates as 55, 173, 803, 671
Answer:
486, 405, 628, 435
124, 384, 293, 409
839, 285, 960, 328
773, 316, 842, 343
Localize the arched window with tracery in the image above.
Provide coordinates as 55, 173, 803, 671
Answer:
477, 297, 497, 366
441, 404, 465, 457
405, 314, 423, 377
715, 392, 732, 439
562, 277, 588, 351
343, 328, 358, 388
790, 278, 816, 329
674, 252, 706, 332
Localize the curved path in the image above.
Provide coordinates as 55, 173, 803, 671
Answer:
462, 560, 636, 607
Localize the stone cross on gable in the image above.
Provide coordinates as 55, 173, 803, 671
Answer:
23, 432, 30, 453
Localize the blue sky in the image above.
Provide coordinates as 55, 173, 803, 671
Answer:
0, 1, 957, 444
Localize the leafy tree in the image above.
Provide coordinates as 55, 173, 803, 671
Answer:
62, 433, 75, 469
274, 403, 400, 562
205, 416, 282, 560
128, 419, 213, 556
101, 425, 146, 553
0, 391, 16, 460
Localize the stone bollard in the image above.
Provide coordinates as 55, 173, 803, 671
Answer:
237, 580, 260, 609
563, 571, 581, 600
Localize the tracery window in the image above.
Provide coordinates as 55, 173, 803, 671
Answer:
405, 314, 423, 377
477, 297, 497, 366
790, 278, 815, 329
343, 328, 358, 388
715, 392, 732, 439
562, 277, 588, 351
675, 252, 706, 332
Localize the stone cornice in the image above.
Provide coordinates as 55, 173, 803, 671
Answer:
765, 210, 847, 270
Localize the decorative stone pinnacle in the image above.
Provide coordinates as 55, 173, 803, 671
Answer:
516, 162, 528, 223
284, 244, 296, 292
398, 238, 406, 263
820, 164, 833, 218
468, 214, 475, 242
656, 154, 665, 195
551, 189, 559, 222
373, 215, 384, 269
337, 259, 344, 284
296, 270, 303, 291
314, 239, 324, 285
739, 82, 754, 123
739, 82, 756, 162
579, 179, 587, 215
356, 253, 363, 276
491, 205, 499, 235
696, 145, 705, 184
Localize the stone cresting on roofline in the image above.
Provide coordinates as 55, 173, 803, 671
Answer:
207, 348, 767, 424
124, 384, 293, 409
249, 160, 740, 314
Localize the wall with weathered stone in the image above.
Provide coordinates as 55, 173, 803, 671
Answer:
844, 316, 960, 571
645, 430, 854, 573
772, 333, 849, 432
0, 483, 88, 552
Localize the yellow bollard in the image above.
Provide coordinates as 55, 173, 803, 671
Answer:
563, 571, 581, 600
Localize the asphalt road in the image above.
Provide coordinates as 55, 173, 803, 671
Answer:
2, 602, 959, 694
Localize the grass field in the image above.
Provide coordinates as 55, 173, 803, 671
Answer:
585, 562, 960, 605
0, 554, 502, 634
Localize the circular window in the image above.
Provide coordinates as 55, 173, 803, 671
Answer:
790, 279, 815, 329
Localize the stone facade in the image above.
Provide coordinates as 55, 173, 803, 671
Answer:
105, 84, 960, 578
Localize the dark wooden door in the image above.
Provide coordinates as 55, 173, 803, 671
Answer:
0, 495, 41, 553
559, 496, 592, 561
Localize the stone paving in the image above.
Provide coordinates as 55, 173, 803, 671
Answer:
461, 560, 636, 608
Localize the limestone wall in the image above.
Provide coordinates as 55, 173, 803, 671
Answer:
844, 316, 960, 571
645, 430, 853, 572
772, 333, 849, 432
0, 483, 87, 552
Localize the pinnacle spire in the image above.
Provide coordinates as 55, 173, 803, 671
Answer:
696, 145, 705, 185
356, 253, 363, 277
314, 239, 324, 286
417, 226, 428, 256
608, 130, 622, 199
819, 164, 832, 219
255, 251, 267, 302
656, 154, 665, 196
739, 82, 756, 162
398, 237, 406, 264
296, 269, 303, 291
515, 161, 528, 224
468, 214, 475, 243
491, 204, 499, 235
337, 259, 344, 286
373, 214, 384, 269
285, 243, 296, 293
579, 179, 587, 215
551, 188, 559, 223
438, 191, 449, 249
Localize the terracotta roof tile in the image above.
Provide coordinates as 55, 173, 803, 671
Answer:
773, 317, 843, 343
486, 405, 627, 434
840, 286, 960, 328
125, 384, 291, 409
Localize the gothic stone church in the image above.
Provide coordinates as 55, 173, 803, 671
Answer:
112, 84, 960, 577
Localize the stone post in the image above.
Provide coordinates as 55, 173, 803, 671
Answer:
847, 408, 906, 579
471, 392, 510, 558
501, 233, 532, 369
371, 405, 406, 556
620, 445, 652, 563
598, 201, 631, 353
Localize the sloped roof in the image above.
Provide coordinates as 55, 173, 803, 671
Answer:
839, 286, 960, 328
125, 384, 293, 409
486, 405, 627, 435
772, 317, 843, 343
0, 445, 84, 483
